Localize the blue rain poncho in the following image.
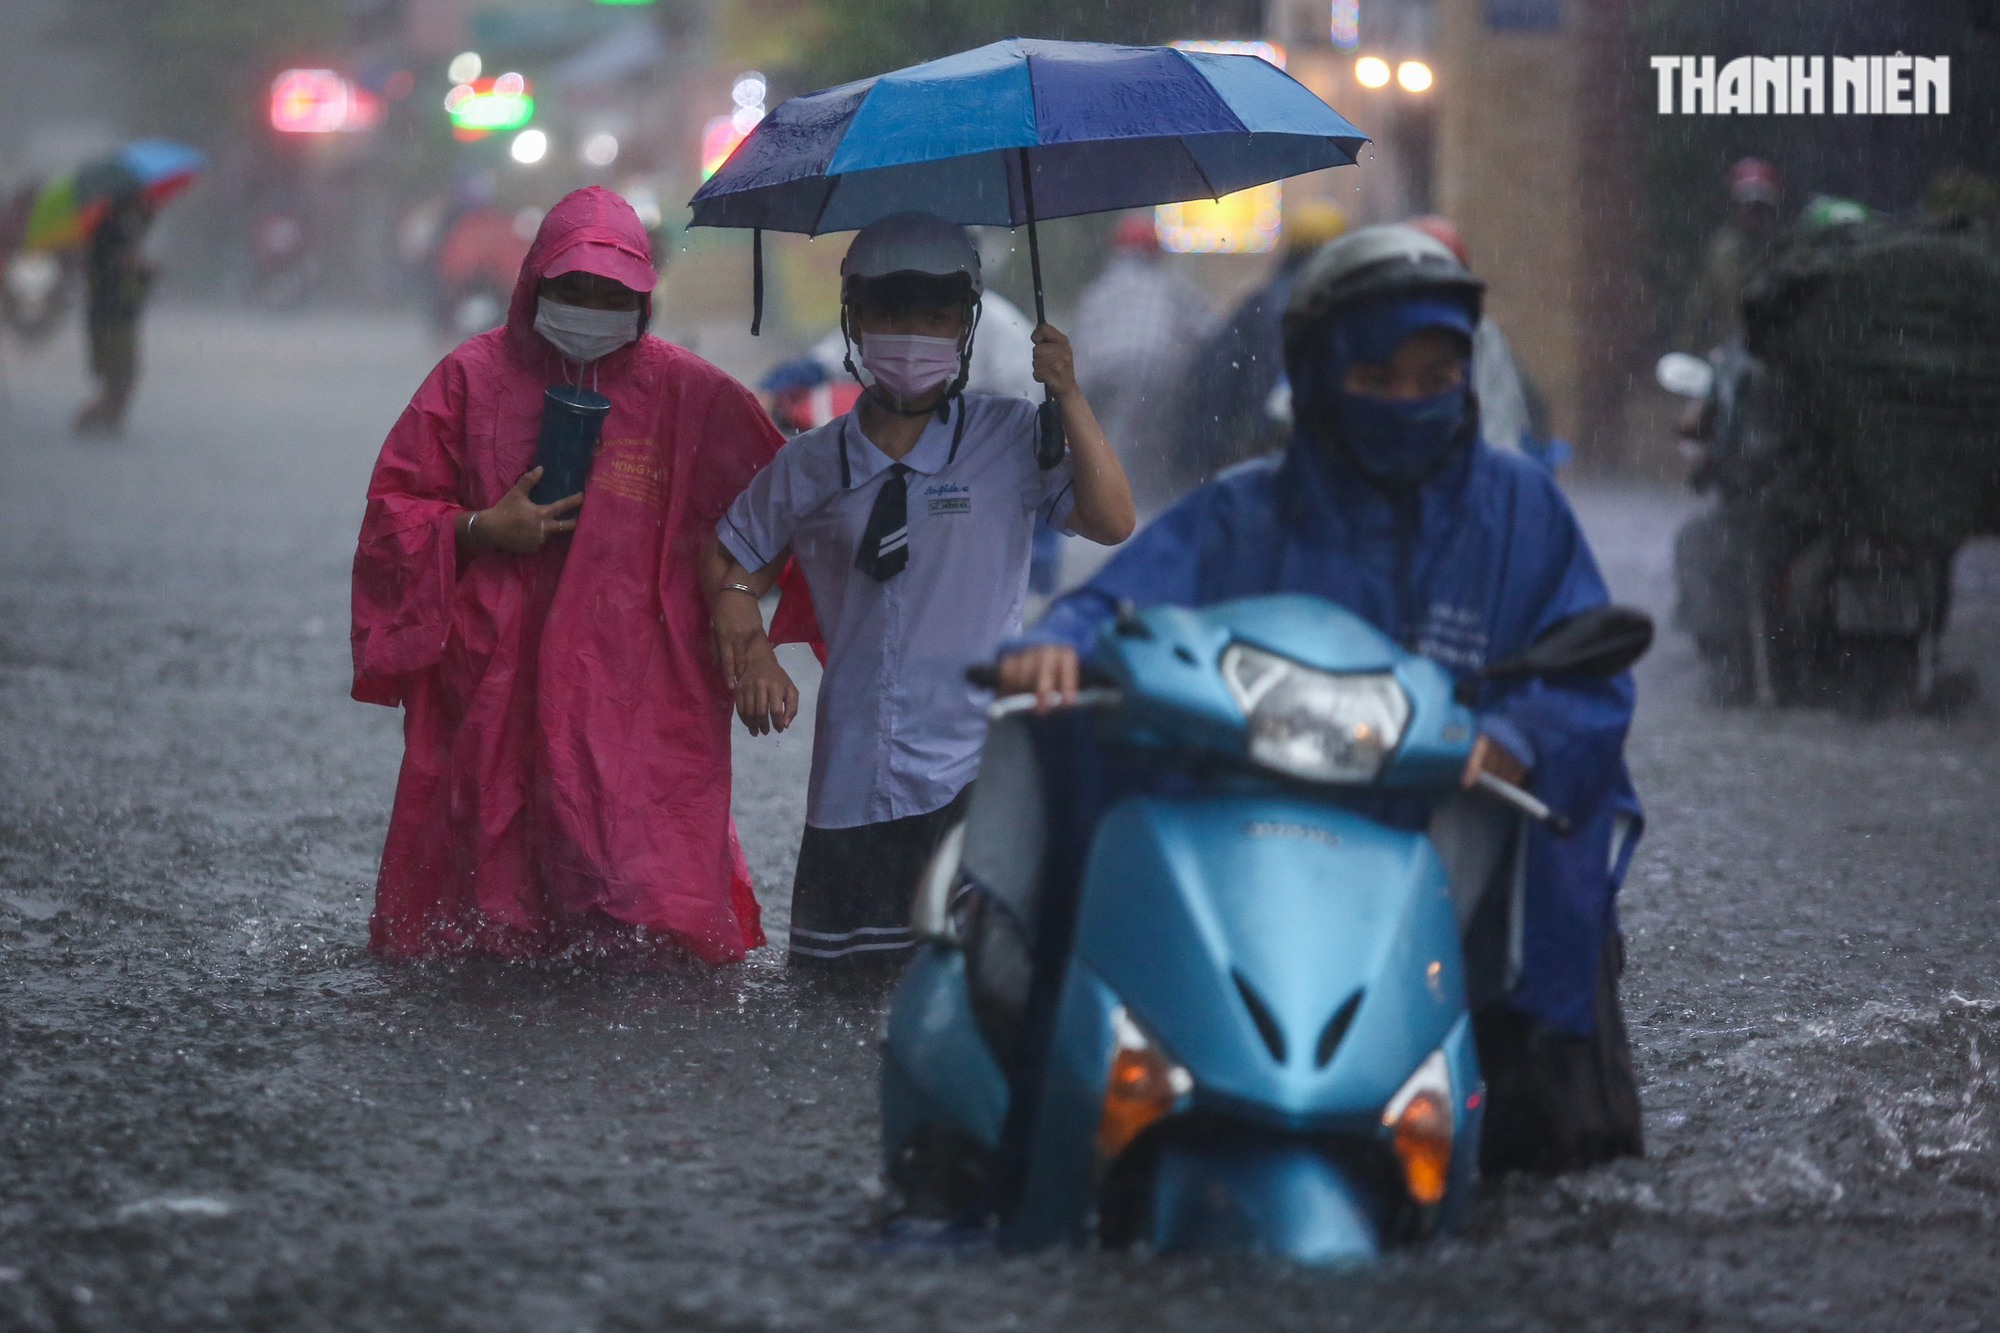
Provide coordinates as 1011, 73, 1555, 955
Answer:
1026, 433, 1642, 1037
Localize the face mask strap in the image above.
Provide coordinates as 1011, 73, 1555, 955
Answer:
840, 305, 862, 387
937, 298, 981, 420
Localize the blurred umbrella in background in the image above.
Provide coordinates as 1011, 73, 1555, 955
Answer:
23, 139, 207, 252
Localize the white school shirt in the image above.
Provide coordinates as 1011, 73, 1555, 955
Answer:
720, 393, 1076, 829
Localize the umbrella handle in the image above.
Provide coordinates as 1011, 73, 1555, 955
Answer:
1036, 398, 1066, 470
1019, 148, 1067, 470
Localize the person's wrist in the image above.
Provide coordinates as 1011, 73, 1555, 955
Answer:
716, 597, 763, 630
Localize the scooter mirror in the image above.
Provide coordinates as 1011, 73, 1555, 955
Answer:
1485, 605, 1654, 682
1655, 352, 1714, 400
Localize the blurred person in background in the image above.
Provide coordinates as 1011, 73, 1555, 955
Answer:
351, 186, 801, 965
431, 202, 534, 340
1072, 213, 1217, 514
73, 193, 154, 436
1676, 157, 1784, 353
1169, 200, 1347, 492
1405, 213, 1565, 467
1921, 165, 1999, 238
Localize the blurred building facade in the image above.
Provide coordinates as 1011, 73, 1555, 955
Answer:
1435, 0, 1646, 468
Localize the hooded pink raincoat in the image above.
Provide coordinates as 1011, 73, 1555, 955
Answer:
353, 187, 794, 963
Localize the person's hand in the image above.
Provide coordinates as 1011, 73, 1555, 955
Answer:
735, 645, 799, 736
997, 644, 1079, 712
710, 587, 768, 689
1461, 733, 1530, 791
1031, 323, 1079, 399
470, 467, 581, 554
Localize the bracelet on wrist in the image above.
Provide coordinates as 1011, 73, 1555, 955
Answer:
720, 582, 760, 599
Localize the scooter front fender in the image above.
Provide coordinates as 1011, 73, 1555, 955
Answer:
881, 946, 1010, 1160
1149, 1140, 1380, 1264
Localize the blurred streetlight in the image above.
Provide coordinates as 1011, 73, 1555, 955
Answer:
447, 52, 482, 85
447, 77, 535, 138
1355, 56, 1392, 89
511, 129, 549, 165
1397, 60, 1434, 93
582, 133, 620, 167
271, 69, 352, 134
1330, 0, 1359, 51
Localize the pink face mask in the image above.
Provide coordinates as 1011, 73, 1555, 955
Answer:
859, 333, 962, 408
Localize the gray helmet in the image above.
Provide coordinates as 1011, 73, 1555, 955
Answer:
1281, 223, 1484, 362
840, 211, 983, 305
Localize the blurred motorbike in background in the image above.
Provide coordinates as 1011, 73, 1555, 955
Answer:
432, 205, 532, 342
250, 208, 313, 310
2, 249, 75, 342
2, 182, 75, 342
1661, 216, 2000, 714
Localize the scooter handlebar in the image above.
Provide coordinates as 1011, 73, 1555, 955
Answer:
985, 688, 1123, 721
965, 660, 1115, 691
969, 670, 1570, 833
1475, 770, 1574, 836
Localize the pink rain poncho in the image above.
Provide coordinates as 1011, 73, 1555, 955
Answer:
352, 187, 805, 963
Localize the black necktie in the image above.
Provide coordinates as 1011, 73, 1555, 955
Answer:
855, 464, 910, 582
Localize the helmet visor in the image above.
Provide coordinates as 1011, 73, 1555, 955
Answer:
844, 270, 975, 315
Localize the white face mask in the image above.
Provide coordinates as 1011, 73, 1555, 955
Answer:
534, 298, 639, 364
859, 332, 963, 408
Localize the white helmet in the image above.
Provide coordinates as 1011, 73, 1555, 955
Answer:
840, 212, 983, 304
1281, 223, 1482, 357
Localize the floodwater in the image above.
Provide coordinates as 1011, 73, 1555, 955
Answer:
1, 308, 1997, 1331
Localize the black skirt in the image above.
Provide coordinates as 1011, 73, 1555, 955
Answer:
788, 788, 971, 968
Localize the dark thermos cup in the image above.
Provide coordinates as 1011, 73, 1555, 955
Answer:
531, 385, 613, 506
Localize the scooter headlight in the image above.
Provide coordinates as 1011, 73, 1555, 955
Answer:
1221, 644, 1410, 784
1097, 1006, 1193, 1162
1382, 1050, 1454, 1207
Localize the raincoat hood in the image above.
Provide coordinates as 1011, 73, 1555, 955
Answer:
507, 186, 656, 369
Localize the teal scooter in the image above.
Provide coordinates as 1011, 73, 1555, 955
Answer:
879, 594, 1650, 1261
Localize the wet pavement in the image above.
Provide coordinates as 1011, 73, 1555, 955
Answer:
1, 308, 1997, 1331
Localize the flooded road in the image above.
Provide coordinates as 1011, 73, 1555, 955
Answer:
1, 309, 1997, 1331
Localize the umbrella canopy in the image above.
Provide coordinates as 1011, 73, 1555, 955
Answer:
21, 140, 206, 253
23, 176, 85, 252
112, 139, 208, 202
690, 38, 1367, 236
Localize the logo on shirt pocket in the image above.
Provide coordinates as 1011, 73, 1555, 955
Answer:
925, 481, 971, 516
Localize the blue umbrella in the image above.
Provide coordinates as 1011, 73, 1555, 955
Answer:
113, 140, 209, 194
689, 38, 1368, 332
